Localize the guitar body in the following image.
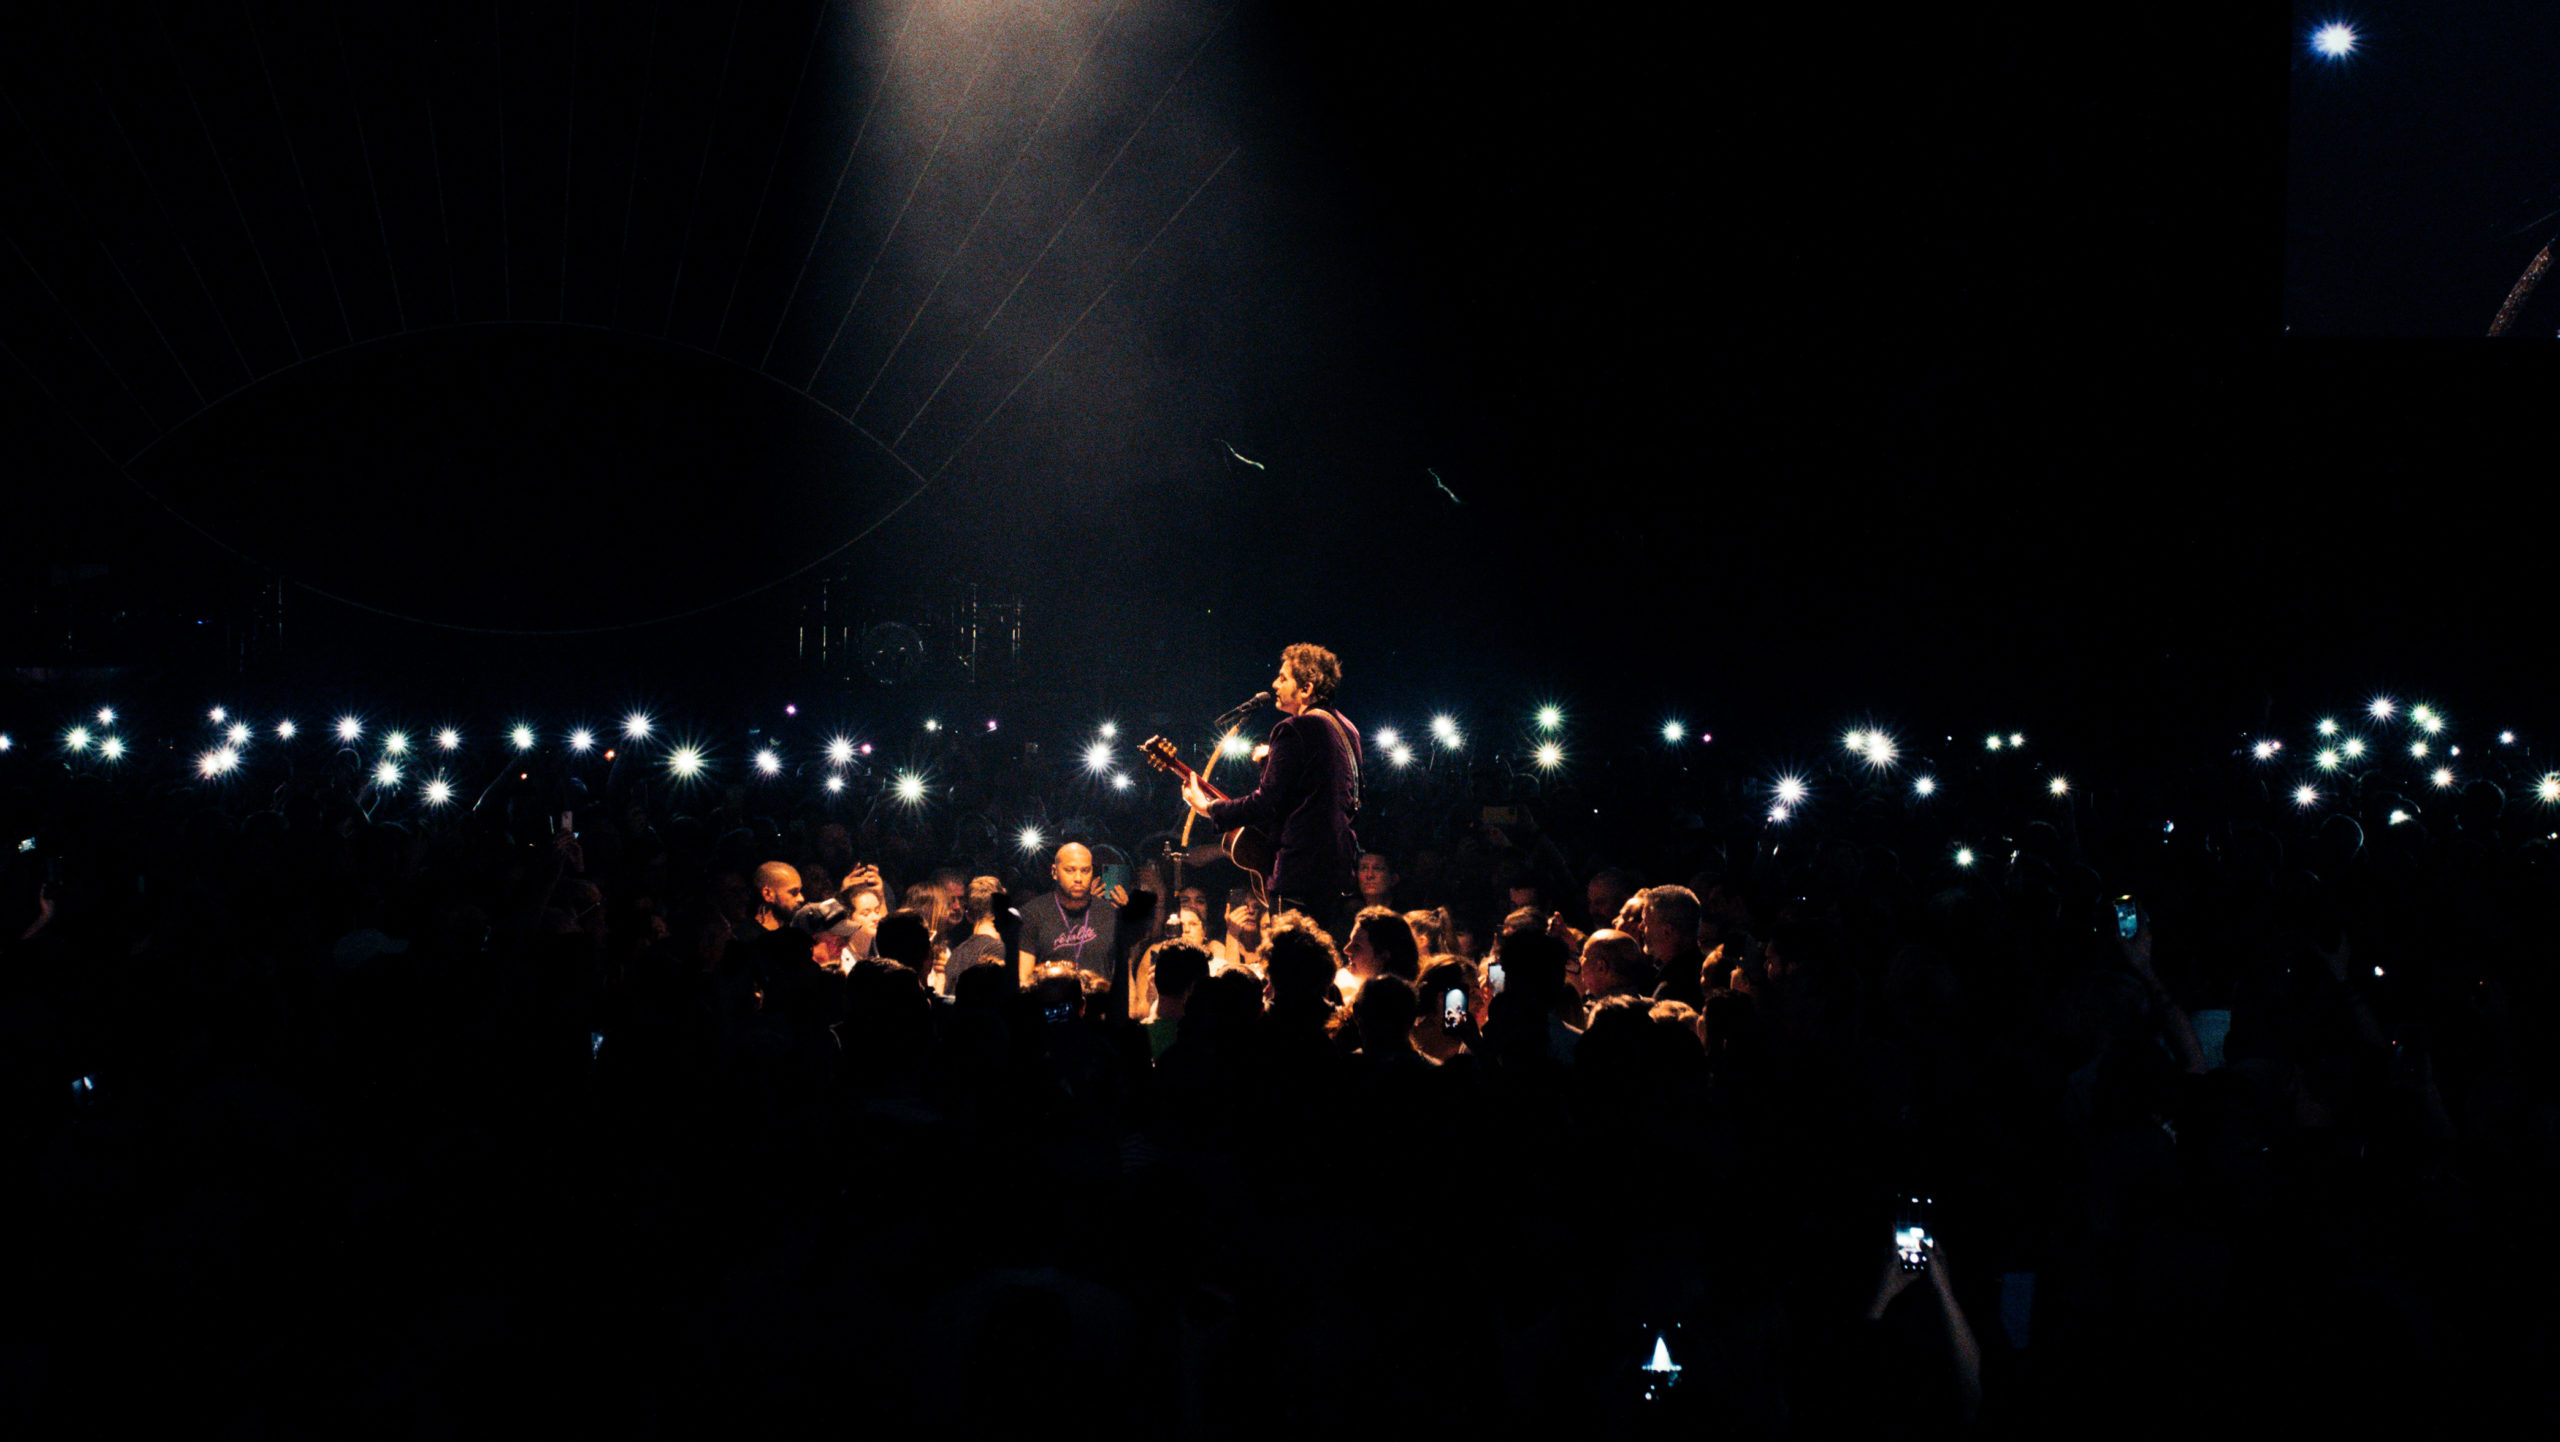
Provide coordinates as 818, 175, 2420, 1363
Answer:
1141, 735, 1274, 907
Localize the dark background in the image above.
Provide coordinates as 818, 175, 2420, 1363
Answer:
2, 1, 2552, 765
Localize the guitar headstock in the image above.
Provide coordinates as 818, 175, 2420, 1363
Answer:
1139, 736, 1185, 776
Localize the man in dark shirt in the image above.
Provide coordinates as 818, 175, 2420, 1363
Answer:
1015, 842, 1127, 984
1180, 643, 1362, 940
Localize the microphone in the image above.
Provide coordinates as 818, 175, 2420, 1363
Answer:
1214, 691, 1271, 725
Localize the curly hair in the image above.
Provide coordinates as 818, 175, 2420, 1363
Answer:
1281, 643, 1341, 706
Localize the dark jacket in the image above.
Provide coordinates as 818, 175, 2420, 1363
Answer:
1205, 708, 1362, 900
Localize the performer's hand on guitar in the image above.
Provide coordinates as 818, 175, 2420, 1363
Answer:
1180, 776, 1215, 817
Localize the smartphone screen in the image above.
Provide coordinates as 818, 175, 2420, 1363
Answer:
1443, 987, 1467, 1029
2114, 896, 2140, 940
1896, 1195, 1935, 1271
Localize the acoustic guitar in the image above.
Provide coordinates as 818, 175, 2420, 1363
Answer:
1139, 735, 1275, 906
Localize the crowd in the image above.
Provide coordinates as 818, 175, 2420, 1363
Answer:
3, 694, 2557, 1438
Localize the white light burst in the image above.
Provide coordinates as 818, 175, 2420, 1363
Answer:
2312, 22, 2356, 59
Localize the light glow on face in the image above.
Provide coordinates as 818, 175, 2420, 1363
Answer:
895, 772, 926, 804
374, 761, 401, 787
510, 725, 536, 751
755, 749, 781, 776
624, 713, 652, 740
336, 717, 362, 742
669, 746, 704, 778
827, 737, 855, 766
1534, 741, 1564, 770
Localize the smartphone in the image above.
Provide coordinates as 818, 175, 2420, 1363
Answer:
559, 810, 575, 836
1443, 987, 1468, 1029
1095, 863, 1130, 899
2113, 895, 2140, 940
1895, 1196, 1935, 1272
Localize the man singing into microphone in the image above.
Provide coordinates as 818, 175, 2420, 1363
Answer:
1180, 644, 1363, 941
